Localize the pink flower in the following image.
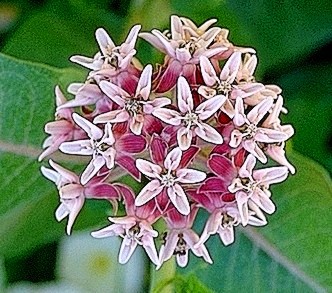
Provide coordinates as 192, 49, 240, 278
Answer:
228, 154, 289, 225
158, 207, 212, 268
41, 160, 119, 235
38, 86, 85, 161
140, 15, 227, 92
230, 97, 289, 163
60, 114, 146, 183
153, 76, 224, 150
199, 53, 264, 118
135, 147, 206, 215
91, 185, 160, 265
57, 83, 116, 116
94, 65, 170, 135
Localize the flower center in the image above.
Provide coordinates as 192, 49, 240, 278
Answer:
174, 233, 187, 256
125, 99, 143, 116
183, 112, 198, 127
221, 213, 235, 228
127, 224, 141, 241
215, 80, 232, 95
160, 173, 176, 187
178, 39, 199, 55
240, 123, 257, 139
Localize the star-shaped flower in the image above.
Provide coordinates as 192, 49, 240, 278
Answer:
94, 64, 170, 135
135, 147, 206, 215
153, 76, 224, 150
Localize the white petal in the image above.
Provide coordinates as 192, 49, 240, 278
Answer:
136, 64, 152, 100
135, 180, 163, 206
176, 168, 206, 184
129, 117, 144, 135
177, 127, 192, 151
200, 56, 218, 86
59, 140, 94, 156
167, 184, 190, 215
236, 191, 249, 226
119, 236, 138, 264
72, 113, 103, 139
152, 108, 182, 125
136, 159, 162, 178
95, 28, 115, 55
164, 147, 182, 170
94, 109, 129, 124
194, 123, 223, 144
80, 156, 105, 185
196, 94, 226, 120
177, 76, 194, 113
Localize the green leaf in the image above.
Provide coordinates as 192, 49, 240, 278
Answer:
2, 0, 125, 67
0, 53, 112, 258
177, 151, 332, 292
278, 64, 332, 172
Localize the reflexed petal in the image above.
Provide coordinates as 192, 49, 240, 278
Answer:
164, 147, 182, 170
177, 76, 194, 113
85, 183, 119, 200
208, 154, 237, 180
200, 56, 218, 86
149, 134, 168, 165
177, 126, 192, 151
81, 156, 106, 185
117, 155, 141, 181
198, 177, 228, 193
176, 168, 206, 184
117, 133, 146, 154
179, 146, 200, 168
72, 113, 103, 139
167, 184, 190, 215
154, 59, 182, 93
135, 180, 163, 206
194, 123, 223, 145
119, 236, 138, 264
152, 108, 182, 125
196, 94, 226, 120
94, 109, 129, 124
136, 159, 162, 178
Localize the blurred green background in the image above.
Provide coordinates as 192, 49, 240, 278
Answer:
0, 0, 331, 292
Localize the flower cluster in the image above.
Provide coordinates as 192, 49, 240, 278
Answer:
39, 15, 295, 268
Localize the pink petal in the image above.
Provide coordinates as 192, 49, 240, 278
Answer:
116, 133, 146, 154
196, 94, 226, 121
198, 177, 228, 193
194, 123, 223, 145
136, 159, 162, 178
164, 147, 182, 170
154, 59, 182, 93
72, 113, 103, 139
176, 168, 206, 184
93, 109, 129, 124
177, 76, 194, 113
177, 126, 193, 151
152, 108, 182, 125
81, 156, 106, 185
85, 183, 119, 200
117, 155, 141, 181
167, 184, 190, 215
208, 154, 237, 181
135, 180, 163, 206
179, 145, 200, 168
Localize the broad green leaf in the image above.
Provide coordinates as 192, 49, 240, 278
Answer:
177, 151, 332, 292
2, 0, 124, 68
0, 53, 112, 258
278, 64, 332, 172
